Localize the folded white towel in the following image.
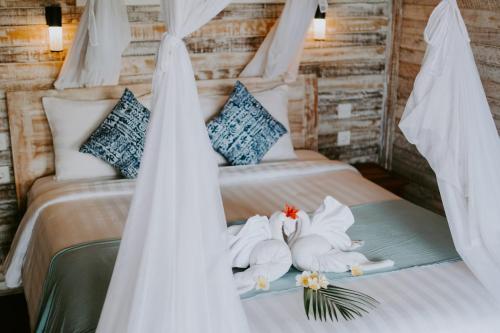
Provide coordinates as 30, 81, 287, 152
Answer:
228, 216, 271, 269
288, 196, 394, 273
227, 196, 394, 291
227, 214, 292, 294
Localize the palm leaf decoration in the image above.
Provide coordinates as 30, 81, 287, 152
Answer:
303, 285, 378, 322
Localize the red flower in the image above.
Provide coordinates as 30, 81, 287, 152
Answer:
283, 204, 299, 220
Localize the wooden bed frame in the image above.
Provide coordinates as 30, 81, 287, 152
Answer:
6, 74, 318, 211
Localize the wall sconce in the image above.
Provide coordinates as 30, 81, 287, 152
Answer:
45, 5, 63, 52
313, 6, 327, 40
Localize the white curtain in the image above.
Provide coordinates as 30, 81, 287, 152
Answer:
96, 1, 250, 332
240, 0, 321, 82
399, 0, 500, 302
54, 0, 131, 90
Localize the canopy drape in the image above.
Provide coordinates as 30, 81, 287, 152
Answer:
54, 0, 131, 90
96, 0, 331, 331
241, 0, 324, 82
96, 1, 250, 332
399, 0, 500, 302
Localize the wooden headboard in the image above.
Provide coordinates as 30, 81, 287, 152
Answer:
7, 74, 318, 211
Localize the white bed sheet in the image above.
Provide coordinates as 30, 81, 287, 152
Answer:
243, 261, 500, 333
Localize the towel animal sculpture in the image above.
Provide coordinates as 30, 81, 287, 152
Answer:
286, 196, 394, 273
227, 196, 394, 293
227, 214, 293, 294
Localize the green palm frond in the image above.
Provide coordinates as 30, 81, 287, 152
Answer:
303, 285, 378, 322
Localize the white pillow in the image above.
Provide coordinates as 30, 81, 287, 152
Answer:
43, 94, 152, 180
200, 85, 297, 164
256, 85, 297, 162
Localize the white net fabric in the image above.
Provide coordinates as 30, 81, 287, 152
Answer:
399, 0, 500, 302
54, 0, 131, 90
95, 1, 251, 332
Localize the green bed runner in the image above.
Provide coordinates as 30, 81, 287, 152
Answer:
36, 200, 460, 333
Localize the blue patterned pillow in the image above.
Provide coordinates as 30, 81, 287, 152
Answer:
80, 89, 150, 178
207, 81, 287, 165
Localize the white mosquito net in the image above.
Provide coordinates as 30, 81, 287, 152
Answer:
96, 0, 325, 332
54, 0, 131, 90
241, 0, 321, 82
399, 0, 500, 302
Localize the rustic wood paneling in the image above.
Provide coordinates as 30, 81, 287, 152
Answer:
0, 0, 392, 261
384, 0, 500, 213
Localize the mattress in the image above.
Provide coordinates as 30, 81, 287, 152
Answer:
4, 151, 499, 331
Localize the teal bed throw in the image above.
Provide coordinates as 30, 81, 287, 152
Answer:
35, 200, 460, 333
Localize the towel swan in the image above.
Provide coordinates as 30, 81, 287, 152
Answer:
227, 213, 293, 294
286, 196, 394, 273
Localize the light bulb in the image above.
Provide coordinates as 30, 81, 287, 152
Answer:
313, 18, 326, 40
48, 26, 63, 52
313, 6, 327, 41
46, 5, 63, 52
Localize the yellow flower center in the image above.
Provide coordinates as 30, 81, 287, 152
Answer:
301, 276, 309, 287
351, 266, 364, 277
256, 276, 269, 290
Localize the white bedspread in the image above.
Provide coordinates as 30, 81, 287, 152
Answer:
243, 261, 500, 333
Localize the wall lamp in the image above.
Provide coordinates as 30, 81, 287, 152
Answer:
45, 5, 63, 52
313, 6, 327, 40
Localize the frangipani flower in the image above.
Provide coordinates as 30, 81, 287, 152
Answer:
308, 278, 321, 291
255, 276, 270, 291
296, 271, 311, 288
296, 271, 329, 290
319, 274, 329, 289
351, 265, 364, 277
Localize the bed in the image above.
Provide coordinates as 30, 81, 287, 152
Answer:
4, 75, 500, 332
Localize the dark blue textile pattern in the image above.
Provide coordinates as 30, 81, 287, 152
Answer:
80, 89, 150, 178
206, 81, 287, 165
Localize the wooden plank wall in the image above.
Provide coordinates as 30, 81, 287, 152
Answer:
0, 0, 392, 261
385, 0, 500, 213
